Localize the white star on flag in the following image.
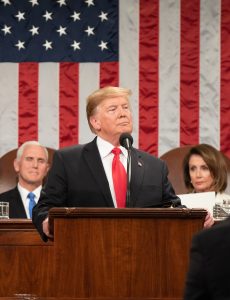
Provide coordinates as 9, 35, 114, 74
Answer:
85, 26, 95, 36
57, 26, 67, 36
1, 25, 11, 35
71, 11, 81, 22
1, 0, 11, 6
43, 40, 52, 50
29, 26, 39, 36
85, 0, 94, 7
29, 0, 39, 6
71, 41, 81, 51
98, 11, 108, 22
56, 0, 66, 7
98, 40, 108, 51
15, 40, 25, 50
15, 11, 25, 22
43, 11, 53, 22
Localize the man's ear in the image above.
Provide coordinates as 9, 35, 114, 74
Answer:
89, 115, 101, 131
13, 159, 20, 173
45, 163, 50, 174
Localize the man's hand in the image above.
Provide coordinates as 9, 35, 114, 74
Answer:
42, 217, 54, 239
203, 210, 214, 228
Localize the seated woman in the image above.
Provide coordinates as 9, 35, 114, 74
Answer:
183, 143, 230, 224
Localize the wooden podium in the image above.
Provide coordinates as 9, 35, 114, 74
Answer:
48, 207, 206, 299
0, 208, 206, 299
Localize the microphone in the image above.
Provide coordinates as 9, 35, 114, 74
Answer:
119, 133, 133, 208
119, 133, 133, 150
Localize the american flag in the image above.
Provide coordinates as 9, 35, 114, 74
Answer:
0, 0, 229, 159
0, 0, 118, 62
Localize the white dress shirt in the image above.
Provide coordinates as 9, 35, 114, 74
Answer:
17, 183, 42, 218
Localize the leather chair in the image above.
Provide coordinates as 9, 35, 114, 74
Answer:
0, 147, 55, 194
160, 146, 230, 195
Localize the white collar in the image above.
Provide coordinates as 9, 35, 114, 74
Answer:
17, 183, 42, 200
96, 136, 128, 159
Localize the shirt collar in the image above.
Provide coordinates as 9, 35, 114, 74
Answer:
17, 183, 42, 201
96, 136, 128, 159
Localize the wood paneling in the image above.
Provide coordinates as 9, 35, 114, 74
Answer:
0, 220, 53, 297
0, 208, 207, 299
49, 208, 206, 299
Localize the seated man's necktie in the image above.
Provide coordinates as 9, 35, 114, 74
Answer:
27, 192, 36, 219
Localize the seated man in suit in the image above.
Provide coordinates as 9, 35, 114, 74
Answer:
0, 141, 49, 218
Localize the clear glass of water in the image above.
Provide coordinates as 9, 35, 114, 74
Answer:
0, 202, 9, 219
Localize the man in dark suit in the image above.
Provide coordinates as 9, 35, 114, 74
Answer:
183, 217, 230, 300
32, 86, 212, 241
0, 141, 49, 218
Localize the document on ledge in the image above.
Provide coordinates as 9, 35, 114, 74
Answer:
177, 191, 216, 215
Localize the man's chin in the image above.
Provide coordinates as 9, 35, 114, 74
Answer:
119, 126, 132, 134
26, 179, 42, 185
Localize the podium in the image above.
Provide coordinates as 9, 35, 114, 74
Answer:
48, 207, 206, 299
0, 208, 206, 299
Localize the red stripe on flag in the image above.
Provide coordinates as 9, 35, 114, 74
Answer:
220, 0, 230, 158
100, 62, 119, 87
18, 62, 38, 146
180, 0, 200, 146
139, 0, 159, 155
59, 63, 79, 148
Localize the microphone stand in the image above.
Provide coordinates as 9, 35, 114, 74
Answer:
126, 148, 132, 207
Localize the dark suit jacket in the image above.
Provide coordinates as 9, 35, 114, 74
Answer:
0, 187, 27, 218
33, 138, 180, 240
184, 217, 230, 300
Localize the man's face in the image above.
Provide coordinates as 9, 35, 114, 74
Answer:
90, 96, 133, 144
14, 145, 49, 188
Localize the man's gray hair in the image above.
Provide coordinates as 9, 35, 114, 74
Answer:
16, 141, 49, 161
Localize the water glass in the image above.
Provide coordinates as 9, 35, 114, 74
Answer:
0, 202, 9, 219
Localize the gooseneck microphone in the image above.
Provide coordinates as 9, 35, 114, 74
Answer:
119, 133, 133, 208
119, 133, 133, 150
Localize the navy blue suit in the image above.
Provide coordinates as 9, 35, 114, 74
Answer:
0, 187, 27, 218
33, 138, 180, 240
184, 217, 230, 300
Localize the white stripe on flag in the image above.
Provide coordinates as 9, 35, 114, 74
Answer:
79, 63, 99, 144
39, 63, 60, 150
199, 0, 220, 148
119, 0, 139, 149
0, 63, 18, 155
159, 0, 180, 156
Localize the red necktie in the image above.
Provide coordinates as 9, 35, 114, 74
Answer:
112, 148, 127, 208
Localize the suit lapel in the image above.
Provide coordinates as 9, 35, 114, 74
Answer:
130, 149, 144, 207
83, 139, 114, 207
81, 140, 145, 208
12, 188, 27, 218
